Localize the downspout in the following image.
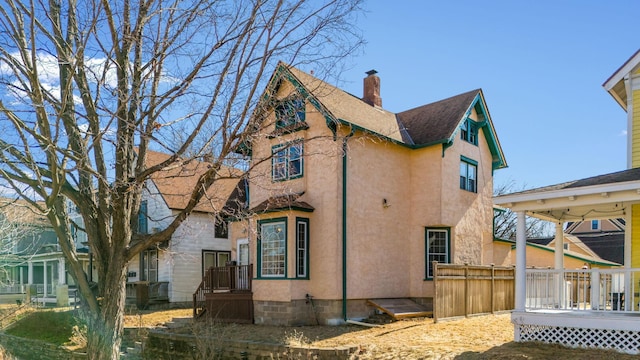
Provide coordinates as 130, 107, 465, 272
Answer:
342, 129, 354, 321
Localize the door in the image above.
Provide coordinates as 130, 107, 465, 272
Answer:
237, 238, 249, 265
236, 239, 249, 289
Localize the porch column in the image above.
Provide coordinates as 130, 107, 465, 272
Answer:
515, 211, 527, 311
58, 258, 66, 285
554, 222, 565, 308
43, 260, 48, 297
624, 210, 632, 311
28, 261, 33, 284
554, 222, 564, 269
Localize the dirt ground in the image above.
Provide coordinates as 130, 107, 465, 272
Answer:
124, 309, 639, 359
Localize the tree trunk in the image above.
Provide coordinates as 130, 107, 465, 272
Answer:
84, 262, 128, 360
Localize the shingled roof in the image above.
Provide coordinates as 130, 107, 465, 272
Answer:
265, 63, 506, 169
0, 198, 49, 227
143, 150, 243, 214
505, 167, 640, 196
396, 89, 480, 145
250, 193, 314, 214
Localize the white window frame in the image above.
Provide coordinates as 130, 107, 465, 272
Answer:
295, 218, 309, 278
426, 228, 450, 279
259, 220, 286, 278
272, 142, 303, 181
460, 158, 477, 193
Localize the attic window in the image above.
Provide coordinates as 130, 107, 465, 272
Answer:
460, 118, 478, 145
275, 97, 305, 129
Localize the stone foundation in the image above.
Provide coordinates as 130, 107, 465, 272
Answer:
253, 298, 432, 325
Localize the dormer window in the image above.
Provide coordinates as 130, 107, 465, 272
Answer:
275, 97, 305, 129
460, 118, 478, 145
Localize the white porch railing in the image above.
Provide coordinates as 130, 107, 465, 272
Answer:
526, 268, 640, 313
0, 284, 25, 294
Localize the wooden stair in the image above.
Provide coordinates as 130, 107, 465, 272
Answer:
367, 298, 432, 320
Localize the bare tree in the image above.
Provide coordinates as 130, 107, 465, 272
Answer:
494, 180, 552, 240
0, 0, 363, 358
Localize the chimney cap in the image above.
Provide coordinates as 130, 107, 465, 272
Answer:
365, 69, 378, 76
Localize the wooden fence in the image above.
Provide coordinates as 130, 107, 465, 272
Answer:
433, 262, 515, 322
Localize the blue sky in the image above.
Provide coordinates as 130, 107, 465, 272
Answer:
332, 1, 638, 190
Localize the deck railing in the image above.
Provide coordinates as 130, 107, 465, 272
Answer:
193, 264, 252, 318
525, 268, 640, 312
0, 284, 24, 294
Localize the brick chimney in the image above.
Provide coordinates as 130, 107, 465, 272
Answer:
363, 69, 382, 107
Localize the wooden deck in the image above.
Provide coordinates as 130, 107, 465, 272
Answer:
367, 298, 432, 319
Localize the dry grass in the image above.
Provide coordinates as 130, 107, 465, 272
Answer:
124, 310, 639, 359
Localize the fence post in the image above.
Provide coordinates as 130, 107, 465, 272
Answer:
433, 261, 439, 323
464, 263, 469, 318
491, 264, 495, 314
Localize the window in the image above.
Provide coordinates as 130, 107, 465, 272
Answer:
140, 249, 157, 282
214, 218, 228, 238
272, 142, 303, 181
138, 200, 148, 234
296, 218, 309, 278
258, 219, 287, 278
460, 118, 478, 145
276, 97, 305, 129
202, 250, 231, 275
425, 228, 450, 279
591, 220, 600, 230
460, 157, 477, 193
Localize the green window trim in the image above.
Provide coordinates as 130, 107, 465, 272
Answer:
425, 227, 451, 280
295, 217, 309, 279
275, 97, 306, 129
272, 141, 304, 181
460, 156, 477, 193
460, 118, 478, 146
257, 217, 288, 278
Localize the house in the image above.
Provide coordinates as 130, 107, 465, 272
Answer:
517, 235, 620, 269
123, 150, 242, 308
0, 198, 87, 306
494, 49, 640, 354
514, 218, 625, 269
218, 63, 507, 325
565, 219, 625, 265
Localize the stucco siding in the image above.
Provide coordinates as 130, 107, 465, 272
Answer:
344, 134, 413, 299
245, 75, 501, 317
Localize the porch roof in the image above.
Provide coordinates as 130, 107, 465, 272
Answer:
494, 168, 640, 222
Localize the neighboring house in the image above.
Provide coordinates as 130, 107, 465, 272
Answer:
519, 234, 620, 269
565, 219, 625, 265
222, 62, 507, 325
0, 198, 86, 305
494, 49, 640, 354
124, 150, 242, 307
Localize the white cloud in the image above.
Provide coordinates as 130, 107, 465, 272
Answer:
620, 130, 628, 136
